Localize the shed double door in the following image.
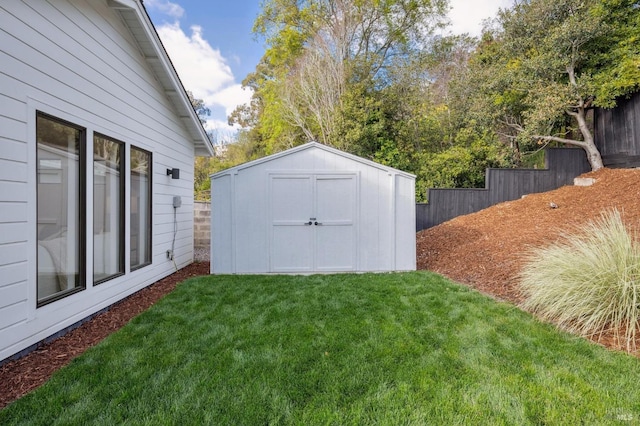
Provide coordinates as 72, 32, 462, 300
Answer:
270, 174, 357, 272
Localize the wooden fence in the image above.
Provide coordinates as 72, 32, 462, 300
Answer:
416, 147, 591, 231
594, 92, 640, 167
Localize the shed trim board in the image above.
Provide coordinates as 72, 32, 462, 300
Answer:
210, 142, 416, 180
211, 142, 417, 274
0, 0, 211, 363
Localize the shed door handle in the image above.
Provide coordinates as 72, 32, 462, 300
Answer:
315, 221, 323, 226
305, 221, 312, 225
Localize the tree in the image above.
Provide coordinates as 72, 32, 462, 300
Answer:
467, 0, 640, 171
186, 90, 211, 127
589, 0, 640, 107
193, 132, 260, 200
231, 0, 449, 153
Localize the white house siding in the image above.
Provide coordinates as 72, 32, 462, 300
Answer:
0, 0, 197, 362
211, 143, 416, 274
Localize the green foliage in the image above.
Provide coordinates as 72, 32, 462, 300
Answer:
4, 272, 640, 424
333, 68, 513, 202
231, 0, 449, 160
589, 0, 640, 107
228, 0, 640, 190
186, 90, 210, 127
334, 80, 389, 156
194, 133, 262, 201
417, 137, 511, 201
460, 0, 640, 169
520, 210, 640, 351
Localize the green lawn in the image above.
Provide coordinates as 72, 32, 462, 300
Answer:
2, 272, 640, 425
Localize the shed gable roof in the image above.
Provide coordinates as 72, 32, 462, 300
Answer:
211, 142, 416, 178
107, 0, 213, 156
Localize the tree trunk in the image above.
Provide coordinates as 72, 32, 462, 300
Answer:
575, 106, 604, 171
567, 65, 604, 171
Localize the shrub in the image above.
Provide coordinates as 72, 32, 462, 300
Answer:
519, 209, 640, 350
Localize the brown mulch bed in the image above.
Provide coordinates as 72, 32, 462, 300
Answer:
2, 168, 640, 410
417, 167, 640, 355
0, 261, 210, 409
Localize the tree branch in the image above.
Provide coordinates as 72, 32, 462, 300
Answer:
566, 109, 579, 118
531, 134, 587, 148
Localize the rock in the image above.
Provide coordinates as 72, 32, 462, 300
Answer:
574, 177, 596, 187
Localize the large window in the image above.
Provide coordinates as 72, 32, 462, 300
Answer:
93, 134, 125, 283
36, 113, 86, 305
36, 112, 154, 306
130, 146, 152, 269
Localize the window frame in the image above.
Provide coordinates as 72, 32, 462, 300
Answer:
36, 111, 87, 307
130, 145, 153, 271
93, 132, 126, 285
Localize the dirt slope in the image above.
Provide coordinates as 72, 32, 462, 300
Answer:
417, 167, 640, 352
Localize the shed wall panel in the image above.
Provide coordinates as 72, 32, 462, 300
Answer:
211, 175, 233, 273
234, 167, 269, 273
358, 167, 383, 271
395, 175, 416, 271
211, 143, 416, 273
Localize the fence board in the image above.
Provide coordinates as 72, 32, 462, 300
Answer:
416, 148, 590, 231
417, 92, 639, 232
595, 92, 640, 166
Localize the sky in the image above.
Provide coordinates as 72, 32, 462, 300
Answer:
144, 0, 514, 140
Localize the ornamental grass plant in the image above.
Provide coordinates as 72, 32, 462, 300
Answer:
519, 209, 640, 351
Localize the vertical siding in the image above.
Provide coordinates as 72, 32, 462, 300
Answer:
394, 175, 416, 271
211, 145, 415, 273
234, 167, 269, 273
0, 0, 199, 362
358, 166, 383, 271
211, 175, 233, 273
594, 92, 640, 166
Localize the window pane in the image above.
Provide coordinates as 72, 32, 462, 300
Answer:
130, 147, 151, 269
37, 113, 85, 303
94, 134, 124, 282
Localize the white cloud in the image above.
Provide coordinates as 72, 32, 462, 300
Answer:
447, 0, 514, 36
205, 119, 241, 144
153, 22, 252, 133
213, 84, 253, 118
144, 0, 184, 19
156, 23, 234, 95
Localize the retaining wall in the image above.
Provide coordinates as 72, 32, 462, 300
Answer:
194, 201, 211, 260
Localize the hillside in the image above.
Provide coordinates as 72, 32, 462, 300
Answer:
417, 167, 640, 353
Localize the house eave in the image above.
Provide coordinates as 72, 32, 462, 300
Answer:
108, 0, 214, 156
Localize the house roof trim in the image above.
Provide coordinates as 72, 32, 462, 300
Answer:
107, 0, 214, 156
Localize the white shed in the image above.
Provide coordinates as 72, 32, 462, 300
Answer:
211, 142, 416, 274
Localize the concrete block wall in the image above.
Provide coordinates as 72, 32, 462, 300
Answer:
194, 201, 211, 260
